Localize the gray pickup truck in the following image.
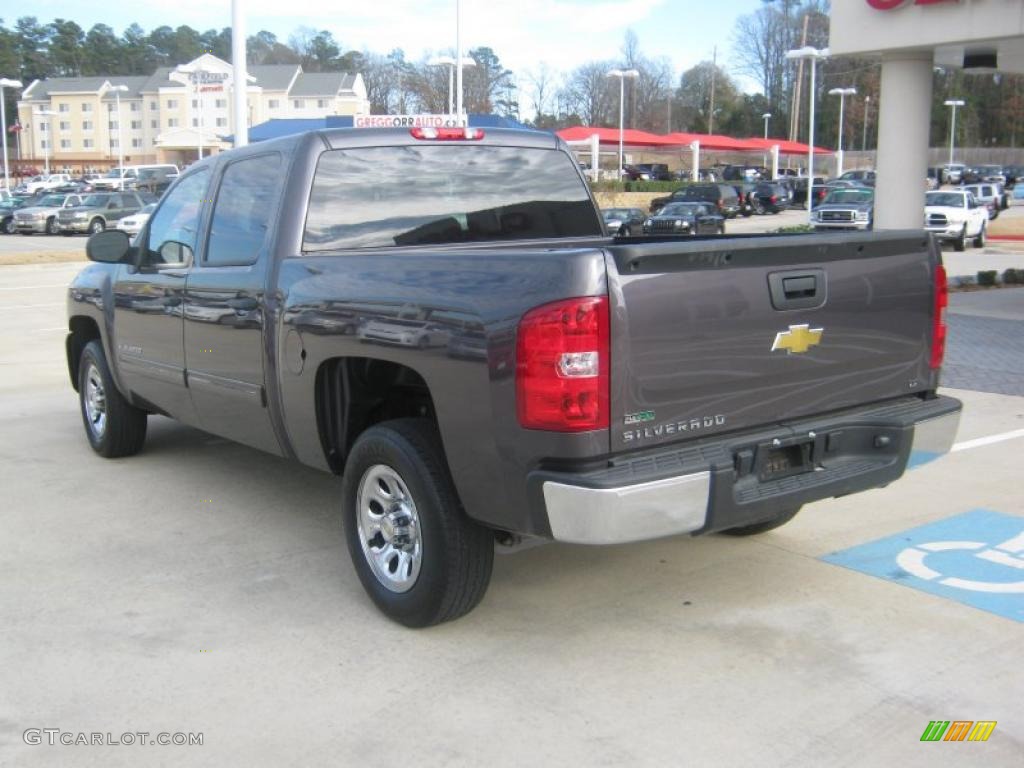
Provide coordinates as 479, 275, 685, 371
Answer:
66, 127, 961, 626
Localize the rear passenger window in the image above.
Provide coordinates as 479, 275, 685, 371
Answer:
205, 153, 282, 266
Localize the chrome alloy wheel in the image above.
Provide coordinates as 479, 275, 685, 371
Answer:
84, 363, 107, 439
356, 464, 423, 593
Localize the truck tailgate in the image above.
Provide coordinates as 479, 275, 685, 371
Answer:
606, 232, 939, 450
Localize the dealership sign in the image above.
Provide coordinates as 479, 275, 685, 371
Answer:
353, 114, 468, 129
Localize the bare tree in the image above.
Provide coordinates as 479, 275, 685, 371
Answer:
524, 63, 556, 122
561, 60, 618, 126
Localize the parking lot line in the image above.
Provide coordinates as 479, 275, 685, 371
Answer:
952, 428, 1024, 453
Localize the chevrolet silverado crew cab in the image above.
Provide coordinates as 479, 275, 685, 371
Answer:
67, 126, 962, 627
925, 190, 987, 250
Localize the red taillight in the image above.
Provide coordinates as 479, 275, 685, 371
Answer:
770, 195, 777, 204
516, 296, 609, 432
717, 198, 724, 208
930, 264, 948, 369
409, 127, 484, 141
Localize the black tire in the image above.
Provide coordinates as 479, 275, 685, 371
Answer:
88, 217, 105, 235
46, 217, 58, 235
78, 340, 147, 458
954, 226, 966, 252
720, 507, 801, 536
1, 217, 14, 234
620, 226, 631, 237
974, 223, 986, 249
342, 418, 494, 627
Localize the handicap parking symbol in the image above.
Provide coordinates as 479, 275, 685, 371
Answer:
822, 509, 1024, 622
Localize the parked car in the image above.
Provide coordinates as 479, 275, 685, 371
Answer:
925, 190, 988, 250
940, 163, 966, 185
973, 165, 1006, 185
642, 202, 725, 235
135, 167, 179, 196
116, 203, 157, 237
960, 183, 1004, 219
20, 174, 73, 195
601, 207, 646, 237
620, 165, 649, 181
56, 192, 146, 235
1003, 165, 1022, 189
788, 177, 827, 208
722, 165, 766, 182
92, 164, 180, 192
752, 182, 792, 214
732, 182, 759, 216
812, 187, 874, 231
13, 192, 85, 235
0, 197, 29, 234
632, 163, 673, 181
650, 183, 741, 218
837, 169, 876, 187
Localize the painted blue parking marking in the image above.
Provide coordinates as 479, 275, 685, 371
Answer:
822, 509, 1024, 623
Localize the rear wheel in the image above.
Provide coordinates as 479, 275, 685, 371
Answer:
88, 217, 105, 235
721, 507, 801, 536
78, 340, 147, 458
342, 419, 494, 627
974, 223, 986, 248
46, 217, 58, 235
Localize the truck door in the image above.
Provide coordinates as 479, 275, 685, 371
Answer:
112, 169, 211, 423
183, 152, 284, 455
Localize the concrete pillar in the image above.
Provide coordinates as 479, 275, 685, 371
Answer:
874, 52, 932, 230
690, 141, 700, 181
771, 145, 780, 180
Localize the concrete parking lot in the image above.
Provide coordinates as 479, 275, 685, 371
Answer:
1, 254, 1023, 765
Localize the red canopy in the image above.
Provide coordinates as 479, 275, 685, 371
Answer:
744, 137, 831, 155
664, 133, 763, 152
557, 126, 677, 147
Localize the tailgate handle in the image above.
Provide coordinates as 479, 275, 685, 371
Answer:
768, 269, 827, 310
783, 276, 817, 298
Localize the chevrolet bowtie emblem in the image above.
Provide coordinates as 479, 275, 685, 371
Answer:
772, 324, 823, 354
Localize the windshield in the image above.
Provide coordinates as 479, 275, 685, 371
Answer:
602, 209, 630, 220
304, 145, 602, 250
661, 203, 702, 216
82, 194, 112, 206
38, 195, 65, 207
824, 190, 873, 204
927, 192, 965, 208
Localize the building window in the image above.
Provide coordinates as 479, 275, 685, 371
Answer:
107, 102, 115, 112
151, 119, 158, 129
110, 139, 119, 148
215, 117, 227, 127
59, 121, 71, 132
81, 103, 92, 113
215, 99, 226, 108
109, 120, 119, 130
168, 118, 179, 128
192, 98, 199, 109
131, 120, 142, 130
82, 120, 93, 131
293, 99, 303, 109
40, 139, 49, 149
150, 101, 157, 111
317, 99, 328, 108
58, 103, 70, 113
60, 139, 71, 150
167, 99, 178, 109
192, 118, 199, 127
39, 122, 48, 133
130, 102, 140, 112
269, 99, 279, 109
83, 139, 94, 149
132, 138, 143, 148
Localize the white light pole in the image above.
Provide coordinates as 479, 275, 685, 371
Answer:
109, 84, 129, 184
607, 68, 639, 178
944, 99, 965, 167
34, 109, 57, 176
862, 95, 871, 151
455, 0, 465, 122
0, 78, 23, 191
761, 112, 772, 167
828, 87, 856, 177
428, 55, 476, 115
786, 46, 829, 224
232, 0, 248, 148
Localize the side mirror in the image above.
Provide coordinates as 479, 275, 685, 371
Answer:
86, 229, 132, 264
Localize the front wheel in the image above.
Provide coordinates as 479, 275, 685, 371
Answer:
954, 226, 967, 252
620, 226, 631, 237
974, 223, 986, 248
88, 218, 105, 235
78, 340, 147, 458
342, 419, 494, 627
1, 217, 14, 234
721, 507, 801, 536
46, 217, 58, 235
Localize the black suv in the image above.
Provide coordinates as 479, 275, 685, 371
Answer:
650, 184, 741, 218
632, 163, 673, 181
753, 182, 792, 214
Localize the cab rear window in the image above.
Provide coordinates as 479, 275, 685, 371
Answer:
303, 145, 602, 251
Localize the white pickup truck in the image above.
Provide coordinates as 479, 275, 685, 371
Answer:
20, 174, 72, 195
925, 190, 988, 251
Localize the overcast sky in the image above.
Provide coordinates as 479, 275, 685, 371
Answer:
28, 0, 766, 90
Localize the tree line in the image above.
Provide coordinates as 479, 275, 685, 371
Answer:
1, 6, 1021, 151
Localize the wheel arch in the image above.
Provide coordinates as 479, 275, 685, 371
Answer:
67, 315, 102, 392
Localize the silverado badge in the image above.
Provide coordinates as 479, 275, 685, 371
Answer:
771, 324, 823, 354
